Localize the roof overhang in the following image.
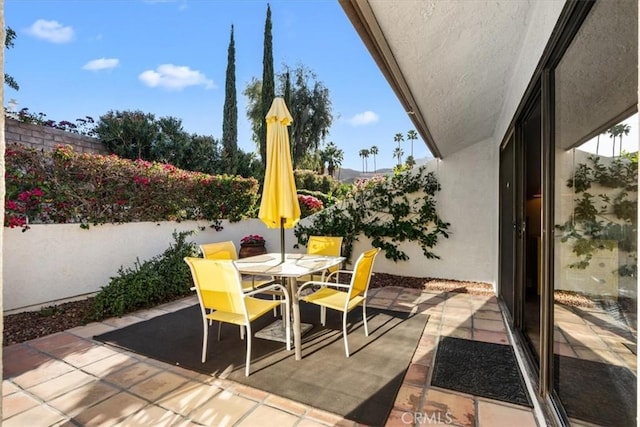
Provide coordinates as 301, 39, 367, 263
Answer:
339, 0, 550, 159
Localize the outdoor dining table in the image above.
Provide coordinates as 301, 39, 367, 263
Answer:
234, 252, 345, 360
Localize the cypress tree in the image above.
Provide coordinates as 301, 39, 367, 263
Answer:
222, 24, 238, 175
259, 3, 275, 166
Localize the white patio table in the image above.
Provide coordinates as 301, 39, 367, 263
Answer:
234, 252, 345, 360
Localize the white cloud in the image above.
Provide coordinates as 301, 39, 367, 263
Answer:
349, 111, 379, 126
26, 19, 74, 43
138, 64, 215, 91
82, 58, 119, 71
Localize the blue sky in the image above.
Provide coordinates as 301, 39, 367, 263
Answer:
4, 0, 432, 171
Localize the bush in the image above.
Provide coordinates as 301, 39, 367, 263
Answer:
4, 144, 259, 230
88, 231, 197, 320
294, 169, 342, 195
298, 194, 324, 218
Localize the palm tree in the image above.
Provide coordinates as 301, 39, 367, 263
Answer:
394, 132, 404, 152
322, 141, 343, 177
608, 124, 631, 156
369, 145, 379, 173
405, 155, 416, 168
393, 146, 404, 166
359, 149, 368, 173
406, 129, 418, 158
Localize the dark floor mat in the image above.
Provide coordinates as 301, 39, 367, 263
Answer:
431, 337, 532, 407
555, 355, 636, 426
95, 304, 429, 426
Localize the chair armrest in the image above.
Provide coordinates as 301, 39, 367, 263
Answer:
297, 280, 350, 296
245, 283, 290, 300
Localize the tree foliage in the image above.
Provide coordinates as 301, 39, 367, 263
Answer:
221, 25, 238, 175
259, 3, 275, 166
5, 26, 19, 91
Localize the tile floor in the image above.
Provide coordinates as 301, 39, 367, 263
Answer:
3, 287, 539, 427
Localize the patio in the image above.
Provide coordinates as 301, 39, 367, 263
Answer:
3, 286, 539, 427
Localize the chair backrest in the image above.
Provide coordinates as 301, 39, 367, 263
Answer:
200, 241, 238, 261
348, 247, 381, 299
307, 236, 343, 257
184, 257, 245, 315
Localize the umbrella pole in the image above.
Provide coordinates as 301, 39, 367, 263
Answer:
280, 217, 285, 264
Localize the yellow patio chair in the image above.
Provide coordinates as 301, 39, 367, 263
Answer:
200, 241, 274, 291
184, 257, 291, 376
297, 235, 344, 284
297, 247, 381, 357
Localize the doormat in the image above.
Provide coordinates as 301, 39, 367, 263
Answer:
431, 336, 532, 407
95, 304, 429, 426
555, 355, 636, 426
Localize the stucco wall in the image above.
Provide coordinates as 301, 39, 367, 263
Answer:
352, 137, 499, 286
3, 220, 302, 313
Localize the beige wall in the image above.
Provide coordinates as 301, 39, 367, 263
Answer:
3, 220, 302, 313
352, 137, 499, 286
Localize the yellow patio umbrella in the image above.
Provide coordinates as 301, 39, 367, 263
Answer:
258, 97, 301, 263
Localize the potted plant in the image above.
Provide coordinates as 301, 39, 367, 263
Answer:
239, 234, 267, 258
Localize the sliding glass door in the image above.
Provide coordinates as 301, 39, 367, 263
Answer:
551, 1, 637, 425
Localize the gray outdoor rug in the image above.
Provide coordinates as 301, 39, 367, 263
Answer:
95, 303, 429, 426
431, 336, 532, 407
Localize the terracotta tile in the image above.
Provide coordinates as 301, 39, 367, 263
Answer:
473, 330, 509, 345
440, 325, 472, 339
477, 400, 536, 427
305, 407, 355, 427
188, 390, 258, 426
385, 408, 413, 427
67, 322, 116, 339
616, 351, 637, 370
441, 316, 472, 328
156, 382, 222, 416
113, 404, 189, 427
62, 344, 126, 368
422, 388, 475, 427
2, 390, 40, 418
29, 332, 93, 356
236, 404, 299, 427
393, 384, 423, 411
81, 353, 139, 377
73, 391, 148, 426
264, 394, 309, 416
48, 381, 119, 416
411, 346, 434, 366
297, 419, 330, 427
474, 310, 503, 321
102, 315, 146, 329
27, 370, 96, 401
473, 319, 505, 333
229, 383, 269, 402
104, 362, 163, 388
3, 344, 54, 378
2, 404, 67, 427
553, 343, 578, 357
12, 359, 75, 389
2, 380, 20, 396
404, 363, 429, 386
129, 371, 189, 401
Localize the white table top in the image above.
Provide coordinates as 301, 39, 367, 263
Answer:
234, 253, 344, 278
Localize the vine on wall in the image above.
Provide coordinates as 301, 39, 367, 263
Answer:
555, 153, 637, 277
294, 166, 450, 263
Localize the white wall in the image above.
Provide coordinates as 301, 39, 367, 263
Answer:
352, 137, 499, 285
3, 219, 303, 312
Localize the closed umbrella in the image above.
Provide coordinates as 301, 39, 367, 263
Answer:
258, 97, 301, 263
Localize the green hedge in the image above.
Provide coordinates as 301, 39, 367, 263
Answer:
5, 144, 259, 230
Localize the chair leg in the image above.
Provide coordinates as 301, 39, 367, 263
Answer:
240, 325, 245, 340
320, 306, 326, 326
217, 322, 222, 341
245, 324, 252, 376
342, 310, 350, 357
202, 319, 209, 363
284, 300, 291, 351
362, 302, 369, 336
